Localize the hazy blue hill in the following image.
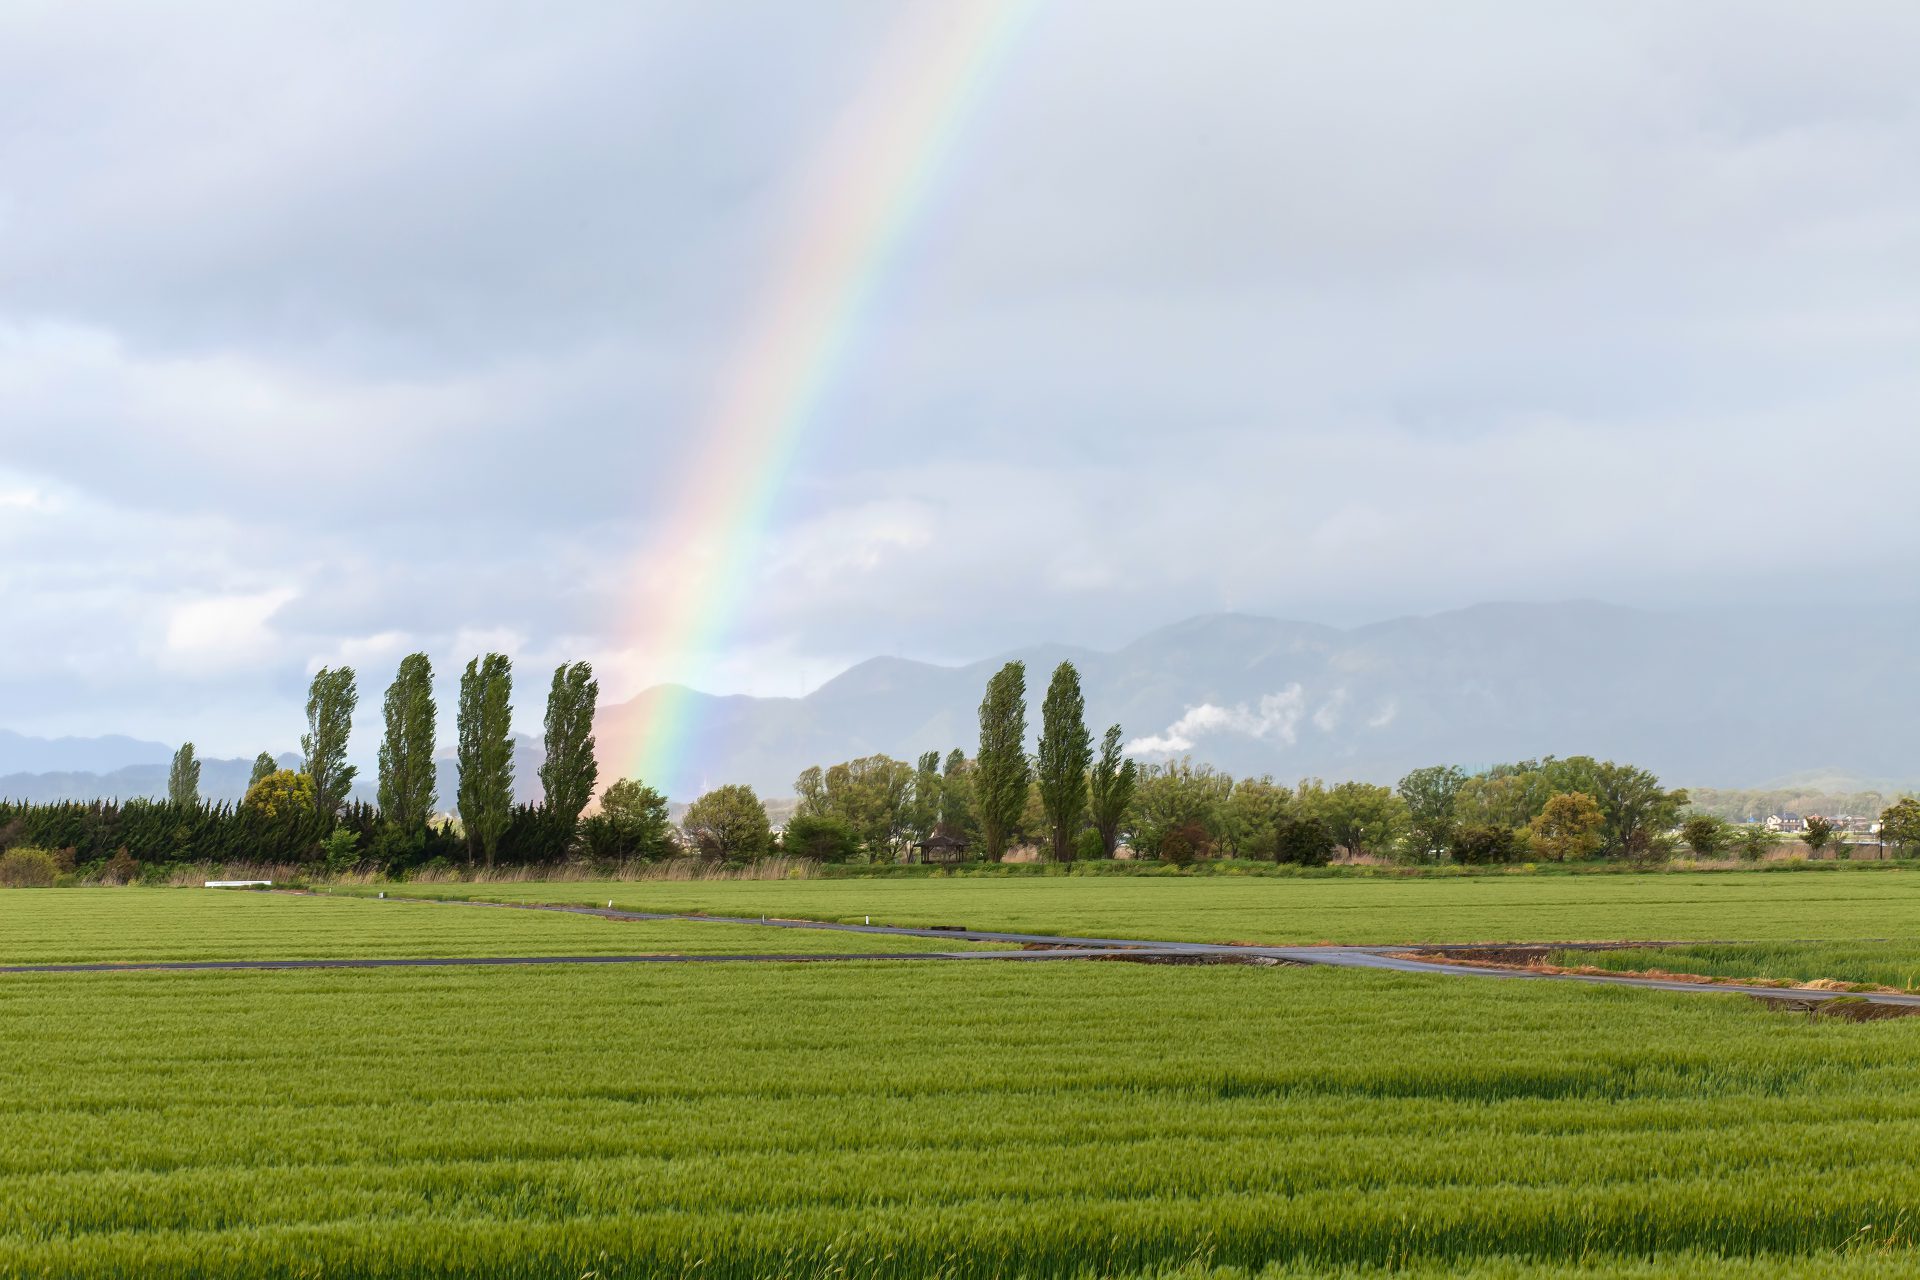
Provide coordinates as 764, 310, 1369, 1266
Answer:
8, 602, 1916, 803
595, 601, 1920, 797
0, 729, 175, 776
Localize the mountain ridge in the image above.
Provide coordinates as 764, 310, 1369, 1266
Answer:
6, 601, 1915, 802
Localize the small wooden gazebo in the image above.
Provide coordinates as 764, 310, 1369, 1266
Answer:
913, 831, 972, 865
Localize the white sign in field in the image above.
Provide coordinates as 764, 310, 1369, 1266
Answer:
204, 880, 273, 888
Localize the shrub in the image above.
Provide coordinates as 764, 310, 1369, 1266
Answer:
1453, 824, 1524, 865
0, 847, 60, 887
1273, 815, 1335, 867
1073, 828, 1106, 862
102, 847, 140, 885
1680, 815, 1730, 858
320, 827, 361, 874
1158, 820, 1210, 867
1733, 824, 1775, 861
781, 813, 861, 863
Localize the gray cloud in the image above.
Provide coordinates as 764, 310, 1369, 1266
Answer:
3, 0, 1918, 755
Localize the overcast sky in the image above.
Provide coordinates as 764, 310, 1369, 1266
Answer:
3, 1, 1918, 756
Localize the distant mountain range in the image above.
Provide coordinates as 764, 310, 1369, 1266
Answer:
5, 602, 1915, 804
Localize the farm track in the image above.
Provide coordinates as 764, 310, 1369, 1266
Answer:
9, 891, 1919, 1012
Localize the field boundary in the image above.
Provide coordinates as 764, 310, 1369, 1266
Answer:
17, 889, 1918, 1013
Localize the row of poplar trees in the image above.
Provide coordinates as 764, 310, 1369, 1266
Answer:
213, 654, 601, 867
972, 659, 1137, 862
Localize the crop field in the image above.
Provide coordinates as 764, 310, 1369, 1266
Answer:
0, 889, 1009, 965
4, 949, 1920, 1278
352, 868, 1920, 946
1554, 941, 1920, 993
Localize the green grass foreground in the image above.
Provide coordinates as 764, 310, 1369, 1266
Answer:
346, 869, 1920, 945
0, 889, 1010, 965
2, 961, 1918, 1277
1553, 941, 1920, 993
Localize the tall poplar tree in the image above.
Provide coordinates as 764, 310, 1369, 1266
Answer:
1036, 661, 1092, 862
539, 661, 599, 834
248, 752, 278, 789
457, 653, 514, 868
167, 742, 201, 807
1088, 724, 1138, 858
302, 666, 358, 817
377, 653, 438, 830
974, 660, 1030, 861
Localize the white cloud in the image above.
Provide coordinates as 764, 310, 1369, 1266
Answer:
1127, 685, 1305, 757
161, 587, 298, 673
4, 1, 1920, 752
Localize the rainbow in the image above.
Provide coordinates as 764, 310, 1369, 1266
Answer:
611, 0, 1036, 798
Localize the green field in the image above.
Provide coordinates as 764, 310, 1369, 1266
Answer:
1554, 941, 1920, 993
4, 954, 1920, 1277
7, 880, 1920, 1277
0, 889, 1008, 965
352, 869, 1920, 945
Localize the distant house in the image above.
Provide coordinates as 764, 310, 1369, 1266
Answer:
912, 831, 972, 865
1765, 813, 1804, 834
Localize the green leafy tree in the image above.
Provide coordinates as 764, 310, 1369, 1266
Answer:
684, 784, 772, 861
1035, 661, 1093, 862
794, 765, 828, 817
781, 812, 861, 863
940, 750, 978, 845
1880, 798, 1920, 856
376, 653, 437, 830
302, 666, 359, 818
1528, 792, 1606, 862
456, 654, 514, 868
581, 778, 674, 860
1453, 823, 1524, 865
1397, 765, 1466, 861
1087, 725, 1136, 859
833, 756, 915, 855
1734, 823, 1776, 861
1801, 815, 1836, 856
1589, 760, 1688, 859
539, 661, 599, 835
908, 751, 942, 842
1301, 780, 1407, 859
795, 756, 914, 856
576, 782, 675, 859
248, 752, 278, 790
1679, 814, 1731, 858
243, 769, 315, 819
1452, 772, 1547, 831
974, 661, 1030, 862
1219, 776, 1288, 859
1126, 757, 1231, 860
167, 743, 200, 808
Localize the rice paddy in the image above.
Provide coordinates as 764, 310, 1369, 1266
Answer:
4, 953, 1920, 1277
350, 868, 1920, 946
1553, 941, 1920, 993
0, 889, 1010, 965
6, 879, 1920, 1277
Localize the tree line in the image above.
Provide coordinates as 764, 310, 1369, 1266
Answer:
8, 654, 1919, 879
1, 653, 678, 877
759, 660, 1920, 866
